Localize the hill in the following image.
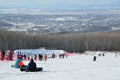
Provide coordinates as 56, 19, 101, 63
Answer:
1, 52, 120, 80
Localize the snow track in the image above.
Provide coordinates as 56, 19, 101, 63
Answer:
0, 52, 120, 80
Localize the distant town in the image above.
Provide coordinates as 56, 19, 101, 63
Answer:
0, 9, 120, 35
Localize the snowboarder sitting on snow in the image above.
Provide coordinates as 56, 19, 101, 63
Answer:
26, 59, 37, 72
11, 57, 25, 68
20, 58, 43, 72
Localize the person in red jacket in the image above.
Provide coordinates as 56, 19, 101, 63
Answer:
9, 51, 13, 61
1, 49, 5, 61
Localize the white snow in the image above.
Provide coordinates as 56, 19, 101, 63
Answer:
0, 52, 120, 80
49, 17, 78, 21
112, 26, 120, 30
0, 9, 85, 15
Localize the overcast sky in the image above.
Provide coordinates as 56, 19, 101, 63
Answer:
0, 0, 119, 9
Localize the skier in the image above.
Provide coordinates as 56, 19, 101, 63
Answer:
93, 56, 97, 61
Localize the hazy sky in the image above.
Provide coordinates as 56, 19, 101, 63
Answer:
0, 0, 119, 9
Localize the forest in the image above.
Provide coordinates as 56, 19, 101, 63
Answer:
0, 29, 120, 52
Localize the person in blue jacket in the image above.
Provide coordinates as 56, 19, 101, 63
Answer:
11, 57, 25, 68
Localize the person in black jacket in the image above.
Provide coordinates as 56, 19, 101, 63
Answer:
20, 59, 43, 72
26, 59, 37, 72
93, 56, 97, 61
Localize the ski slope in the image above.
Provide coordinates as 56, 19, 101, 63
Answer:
0, 52, 120, 80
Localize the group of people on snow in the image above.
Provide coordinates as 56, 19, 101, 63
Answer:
93, 52, 105, 61
0, 49, 13, 61
12, 57, 42, 72
0, 49, 69, 62
0, 49, 70, 72
16, 53, 48, 62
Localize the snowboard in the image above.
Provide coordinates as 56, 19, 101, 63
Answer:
20, 67, 43, 72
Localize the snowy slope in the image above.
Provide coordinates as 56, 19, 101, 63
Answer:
0, 52, 120, 80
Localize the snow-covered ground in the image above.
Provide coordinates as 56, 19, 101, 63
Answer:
0, 52, 120, 80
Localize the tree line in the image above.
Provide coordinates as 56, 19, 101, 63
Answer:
0, 29, 120, 52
